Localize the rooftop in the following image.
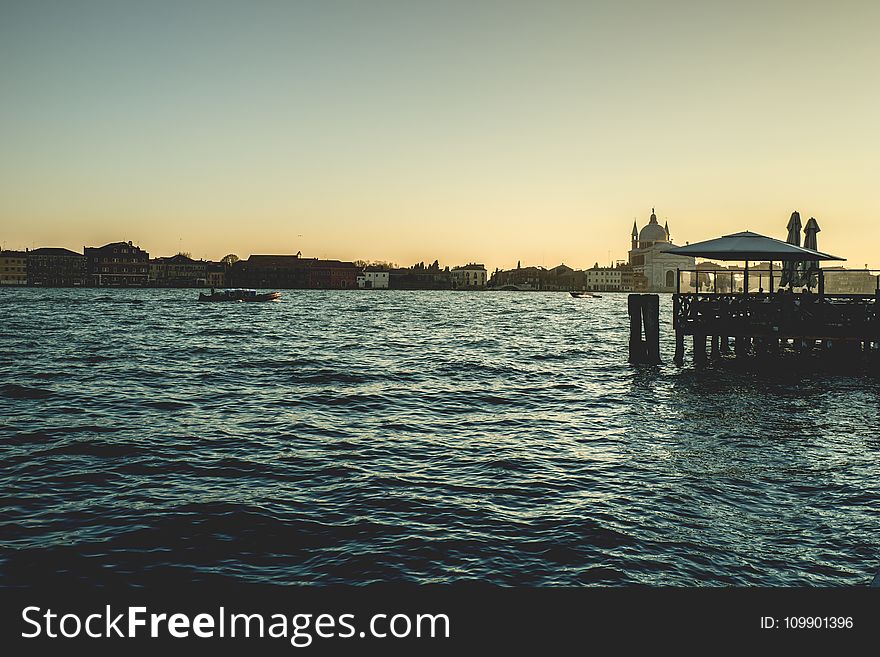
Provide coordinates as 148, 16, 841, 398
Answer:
29, 247, 83, 257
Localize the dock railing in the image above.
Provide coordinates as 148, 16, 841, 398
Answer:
676, 269, 880, 297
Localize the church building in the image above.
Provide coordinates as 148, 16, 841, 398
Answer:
628, 209, 695, 292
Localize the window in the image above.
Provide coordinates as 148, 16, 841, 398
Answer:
665, 270, 675, 288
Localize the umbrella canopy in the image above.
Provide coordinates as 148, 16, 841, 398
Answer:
802, 217, 822, 287
665, 230, 844, 262
780, 211, 803, 287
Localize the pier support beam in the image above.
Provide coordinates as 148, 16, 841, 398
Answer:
710, 335, 720, 359
628, 294, 662, 365
734, 336, 750, 357
720, 335, 730, 354
693, 334, 708, 364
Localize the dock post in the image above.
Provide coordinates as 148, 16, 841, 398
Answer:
628, 294, 646, 363
674, 331, 684, 364
628, 294, 662, 365
734, 336, 749, 357
710, 335, 720, 358
642, 294, 662, 365
628, 294, 661, 364
672, 294, 684, 364
720, 335, 730, 354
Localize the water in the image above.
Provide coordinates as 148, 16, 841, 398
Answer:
1, 288, 878, 586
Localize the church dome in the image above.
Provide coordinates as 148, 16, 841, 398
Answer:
638, 209, 668, 244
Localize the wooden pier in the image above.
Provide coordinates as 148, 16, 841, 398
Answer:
669, 275, 880, 363
625, 229, 880, 365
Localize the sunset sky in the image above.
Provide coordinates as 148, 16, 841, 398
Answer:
2, 0, 878, 271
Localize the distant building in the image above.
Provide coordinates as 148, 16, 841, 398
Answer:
585, 264, 623, 292
389, 261, 451, 289
27, 247, 86, 286
84, 241, 149, 286
620, 265, 648, 292
627, 209, 695, 292
0, 250, 27, 285
821, 266, 878, 294
451, 263, 487, 289
489, 265, 545, 290
488, 263, 583, 291
358, 267, 390, 289
206, 262, 227, 288
149, 254, 208, 287
308, 259, 360, 289
230, 253, 360, 289
231, 254, 310, 288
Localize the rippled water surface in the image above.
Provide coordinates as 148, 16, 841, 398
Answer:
1, 288, 879, 586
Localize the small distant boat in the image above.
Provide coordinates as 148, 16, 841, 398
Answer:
198, 289, 281, 302
570, 291, 602, 298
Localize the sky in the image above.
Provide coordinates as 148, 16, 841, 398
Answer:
1, 0, 878, 271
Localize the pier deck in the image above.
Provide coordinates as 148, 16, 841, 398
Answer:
669, 269, 880, 364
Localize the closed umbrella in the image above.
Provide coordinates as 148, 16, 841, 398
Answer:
802, 217, 821, 288
780, 211, 802, 288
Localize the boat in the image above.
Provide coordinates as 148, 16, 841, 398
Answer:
570, 291, 602, 298
198, 289, 281, 302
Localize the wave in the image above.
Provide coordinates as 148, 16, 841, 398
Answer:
0, 383, 55, 400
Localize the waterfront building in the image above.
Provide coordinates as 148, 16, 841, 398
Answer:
547, 263, 586, 290
84, 241, 149, 286
0, 250, 27, 285
489, 264, 545, 290
229, 253, 360, 289
27, 247, 86, 286
389, 261, 452, 289
308, 259, 360, 289
206, 262, 227, 288
357, 267, 390, 289
488, 263, 585, 291
230, 254, 311, 288
451, 263, 488, 289
627, 209, 695, 292
149, 254, 208, 287
820, 266, 879, 294
585, 265, 620, 291
582, 262, 645, 292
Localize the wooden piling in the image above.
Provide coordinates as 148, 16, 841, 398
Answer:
628, 294, 645, 363
710, 335, 720, 358
642, 294, 661, 364
628, 294, 662, 365
672, 295, 684, 364
694, 334, 707, 364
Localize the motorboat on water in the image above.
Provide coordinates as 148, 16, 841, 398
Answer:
198, 289, 281, 302
569, 291, 602, 298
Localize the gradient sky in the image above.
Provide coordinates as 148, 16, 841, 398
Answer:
2, 0, 878, 271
